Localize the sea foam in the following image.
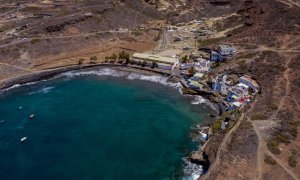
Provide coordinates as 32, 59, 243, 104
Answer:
191, 96, 206, 105
60, 68, 126, 78
59, 68, 181, 88
1, 81, 39, 93
28, 86, 55, 95
182, 157, 203, 180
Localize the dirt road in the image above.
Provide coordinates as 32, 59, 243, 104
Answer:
202, 113, 245, 180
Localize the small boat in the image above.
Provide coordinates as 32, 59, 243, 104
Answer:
0, 120, 5, 123
29, 114, 35, 119
19, 106, 23, 109
20, 137, 27, 142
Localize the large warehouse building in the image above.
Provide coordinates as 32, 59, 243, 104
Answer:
132, 53, 177, 70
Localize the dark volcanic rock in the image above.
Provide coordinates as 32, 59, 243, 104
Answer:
209, 0, 231, 6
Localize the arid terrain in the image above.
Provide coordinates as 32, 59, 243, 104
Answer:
0, 0, 299, 179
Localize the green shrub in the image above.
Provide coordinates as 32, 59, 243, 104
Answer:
118, 50, 130, 62
264, 155, 276, 165
89, 56, 97, 64
0, 25, 8, 32
181, 87, 198, 95
30, 38, 40, 44
276, 133, 290, 144
269, 103, 278, 111
212, 120, 222, 133
211, 62, 221, 69
110, 53, 117, 60
151, 61, 157, 69
188, 66, 197, 75
131, 30, 142, 36
251, 113, 268, 120
266, 138, 281, 154
288, 156, 297, 167
78, 58, 84, 65
141, 60, 147, 67
90, 56, 97, 61
181, 55, 188, 63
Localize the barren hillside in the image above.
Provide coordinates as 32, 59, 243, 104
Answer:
201, 0, 300, 179
0, 0, 299, 179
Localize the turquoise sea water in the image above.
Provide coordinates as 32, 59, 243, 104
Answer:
0, 69, 215, 180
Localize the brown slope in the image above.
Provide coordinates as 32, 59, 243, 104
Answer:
202, 0, 300, 179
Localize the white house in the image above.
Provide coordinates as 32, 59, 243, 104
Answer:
239, 76, 259, 92
218, 45, 237, 56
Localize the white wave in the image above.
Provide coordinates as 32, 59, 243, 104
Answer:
127, 73, 180, 88
191, 96, 206, 105
1, 81, 41, 93
28, 86, 55, 95
2, 84, 21, 91
187, 94, 219, 113
59, 68, 127, 78
182, 158, 203, 180
60, 68, 181, 88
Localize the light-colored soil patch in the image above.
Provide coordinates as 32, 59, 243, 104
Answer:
157, 49, 182, 57
0, 65, 29, 80
67, 27, 80, 34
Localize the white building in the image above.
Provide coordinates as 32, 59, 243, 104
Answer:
212, 75, 229, 95
239, 76, 259, 92
190, 73, 204, 81
132, 53, 177, 70
218, 45, 237, 56
194, 59, 211, 73
157, 63, 172, 70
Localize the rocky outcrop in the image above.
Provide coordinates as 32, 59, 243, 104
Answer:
209, 0, 231, 6
237, 0, 267, 26
45, 16, 93, 33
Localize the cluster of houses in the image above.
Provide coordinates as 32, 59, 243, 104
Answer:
212, 75, 259, 110
131, 44, 258, 111
180, 44, 237, 91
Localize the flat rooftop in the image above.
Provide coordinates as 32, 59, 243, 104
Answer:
132, 53, 177, 64
240, 76, 259, 86
219, 44, 233, 49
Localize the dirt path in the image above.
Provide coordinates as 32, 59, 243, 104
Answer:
252, 119, 263, 180
252, 121, 299, 180
277, 0, 300, 8
0, 30, 131, 49
202, 113, 245, 180
0, 62, 35, 72
249, 39, 300, 179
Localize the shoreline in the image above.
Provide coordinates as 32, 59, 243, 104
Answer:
0, 63, 169, 91
0, 63, 219, 177
0, 63, 223, 115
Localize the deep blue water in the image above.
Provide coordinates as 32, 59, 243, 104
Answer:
0, 70, 214, 180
